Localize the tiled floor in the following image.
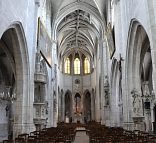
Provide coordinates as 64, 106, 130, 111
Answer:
74, 130, 89, 143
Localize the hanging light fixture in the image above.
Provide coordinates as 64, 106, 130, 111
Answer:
0, 86, 16, 102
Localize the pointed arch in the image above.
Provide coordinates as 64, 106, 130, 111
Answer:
125, 19, 152, 131
0, 22, 30, 137
84, 57, 90, 74
64, 90, 72, 122
126, 19, 151, 94
83, 90, 91, 122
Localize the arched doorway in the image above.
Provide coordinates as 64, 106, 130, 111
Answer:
65, 91, 72, 123
0, 38, 15, 140
83, 91, 91, 123
0, 23, 29, 140
75, 93, 81, 114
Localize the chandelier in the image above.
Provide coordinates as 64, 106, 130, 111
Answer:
0, 85, 16, 102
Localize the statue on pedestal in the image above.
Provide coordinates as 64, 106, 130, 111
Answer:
131, 88, 142, 117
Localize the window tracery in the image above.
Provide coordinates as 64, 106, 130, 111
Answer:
65, 58, 70, 74
74, 58, 80, 74
84, 57, 90, 74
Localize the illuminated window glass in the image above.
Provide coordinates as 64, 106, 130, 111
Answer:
74, 58, 80, 74
65, 58, 70, 74
84, 57, 90, 74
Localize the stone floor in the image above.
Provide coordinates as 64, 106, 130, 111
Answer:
74, 130, 89, 143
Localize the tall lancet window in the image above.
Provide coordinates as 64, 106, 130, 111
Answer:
74, 58, 80, 74
84, 57, 90, 74
65, 58, 70, 74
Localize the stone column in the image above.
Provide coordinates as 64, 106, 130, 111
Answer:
53, 91, 57, 127
95, 41, 101, 122
100, 41, 104, 124
62, 94, 65, 122
144, 109, 152, 132
72, 92, 75, 123
91, 90, 95, 120
146, 0, 156, 97
58, 91, 61, 122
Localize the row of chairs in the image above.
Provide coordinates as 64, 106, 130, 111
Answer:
4, 121, 156, 143
86, 121, 156, 143
3, 123, 77, 143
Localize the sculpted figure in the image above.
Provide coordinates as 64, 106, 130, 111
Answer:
131, 88, 142, 116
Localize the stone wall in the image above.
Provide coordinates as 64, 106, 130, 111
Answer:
0, 101, 8, 141
107, 0, 156, 130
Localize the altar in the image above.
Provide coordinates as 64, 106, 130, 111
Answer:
74, 112, 83, 123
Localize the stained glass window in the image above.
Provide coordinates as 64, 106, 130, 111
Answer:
74, 58, 80, 74
84, 57, 90, 74
65, 58, 70, 74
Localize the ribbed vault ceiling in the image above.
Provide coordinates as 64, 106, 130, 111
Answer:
51, 0, 106, 18
52, 0, 107, 60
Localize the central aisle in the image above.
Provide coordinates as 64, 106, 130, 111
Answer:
74, 128, 89, 143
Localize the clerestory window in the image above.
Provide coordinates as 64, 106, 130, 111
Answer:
74, 58, 80, 74
65, 58, 70, 74
84, 57, 90, 74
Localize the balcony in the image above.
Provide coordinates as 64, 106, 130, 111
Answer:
33, 118, 46, 125
34, 72, 47, 83
33, 103, 47, 125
